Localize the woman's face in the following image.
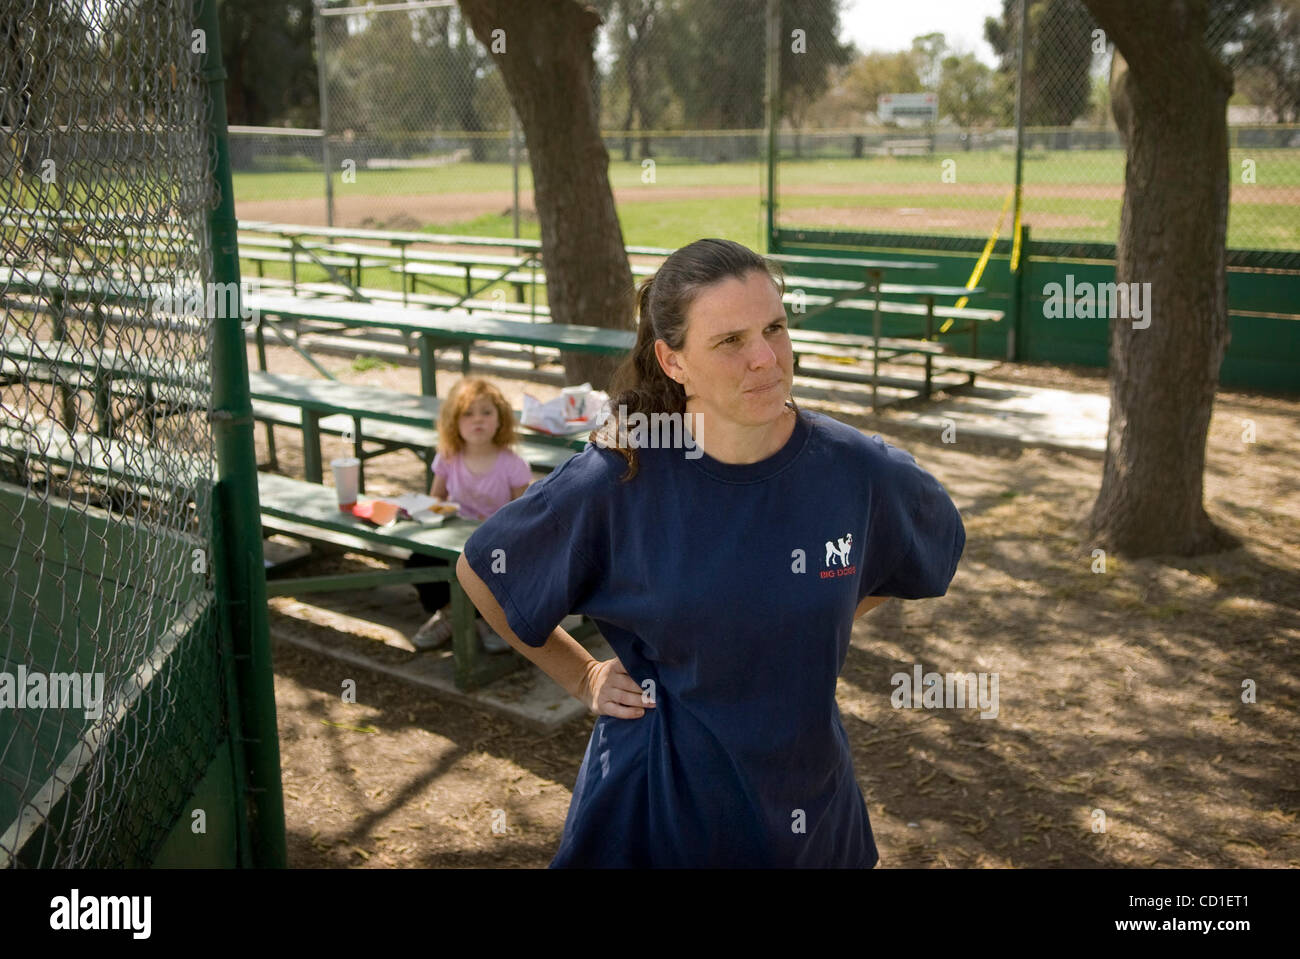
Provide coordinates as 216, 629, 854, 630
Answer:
458, 396, 500, 446
658, 269, 793, 428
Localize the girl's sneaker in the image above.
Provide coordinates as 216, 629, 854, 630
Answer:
475, 617, 511, 653
411, 609, 453, 651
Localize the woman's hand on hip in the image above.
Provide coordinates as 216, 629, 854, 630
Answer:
578, 658, 655, 719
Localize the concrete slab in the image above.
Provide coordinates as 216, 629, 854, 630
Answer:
884, 379, 1109, 455
792, 375, 1109, 456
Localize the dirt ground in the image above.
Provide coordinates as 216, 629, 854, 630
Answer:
258, 341, 1300, 869
238, 179, 1299, 232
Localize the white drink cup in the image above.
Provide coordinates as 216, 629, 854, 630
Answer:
561, 384, 591, 421
331, 457, 360, 510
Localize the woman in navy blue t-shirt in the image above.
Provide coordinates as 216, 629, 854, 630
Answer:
457, 238, 965, 867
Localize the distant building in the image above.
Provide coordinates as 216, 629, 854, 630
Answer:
1228, 104, 1280, 124
877, 92, 938, 127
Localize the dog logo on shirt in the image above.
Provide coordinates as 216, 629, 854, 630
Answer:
825, 533, 853, 568
820, 533, 857, 579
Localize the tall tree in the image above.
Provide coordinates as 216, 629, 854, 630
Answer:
325, 5, 508, 160
218, 0, 317, 126
1233, 0, 1300, 122
938, 53, 997, 142
911, 32, 948, 90
986, 0, 1096, 126
1083, 0, 1238, 556
609, 0, 671, 161
805, 50, 923, 127
456, 0, 632, 390
781, 0, 855, 156
660, 0, 850, 158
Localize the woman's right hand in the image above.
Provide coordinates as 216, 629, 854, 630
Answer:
577, 658, 655, 719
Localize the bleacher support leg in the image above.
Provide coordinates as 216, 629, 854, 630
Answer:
924, 297, 934, 399
870, 269, 882, 413
302, 409, 323, 483
418, 334, 437, 396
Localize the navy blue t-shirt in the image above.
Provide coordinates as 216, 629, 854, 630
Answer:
463, 406, 964, 867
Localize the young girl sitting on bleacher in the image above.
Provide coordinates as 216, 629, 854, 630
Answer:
407, 377, 532, 652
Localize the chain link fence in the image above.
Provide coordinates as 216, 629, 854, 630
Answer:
223, 2, 1299, 254
1023, 0, 1299, 251
775, 0, 1300, 253
230, 0, 773, 250
1, 0, 238, 866
313, 0, 519, 232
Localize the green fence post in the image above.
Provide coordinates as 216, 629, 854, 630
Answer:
764, 0, 780, 252
197, 0, 287, 869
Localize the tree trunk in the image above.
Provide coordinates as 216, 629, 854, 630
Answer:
457, 0, 632, 390
1081, 0, 1238, 557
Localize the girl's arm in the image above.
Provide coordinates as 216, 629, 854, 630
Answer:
509, 483, 528, 501
431, 473, 448, 499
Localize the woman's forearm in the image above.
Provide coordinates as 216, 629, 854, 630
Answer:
455, 554, 598, 702
856, 595, 890, 618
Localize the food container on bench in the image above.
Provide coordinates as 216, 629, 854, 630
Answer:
560, 383, 592, 421
330, 457, 360, 510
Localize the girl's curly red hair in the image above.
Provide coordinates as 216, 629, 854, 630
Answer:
437, 377, 517, 457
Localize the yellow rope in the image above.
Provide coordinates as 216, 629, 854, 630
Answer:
946, 186, 1014, 332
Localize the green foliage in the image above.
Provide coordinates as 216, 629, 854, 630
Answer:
218, 0, 317, 126
1221, 0, 1300, 122
985, 0, 1098, 126
323, 2, 509, 160
938, 53, 998, 130
804, 51, 923, 128
351, 354, 393, 373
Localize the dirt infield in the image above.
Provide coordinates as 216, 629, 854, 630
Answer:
237, 179, 1298, 231
781, 206, 1105, 231
260, 342, 1300, 868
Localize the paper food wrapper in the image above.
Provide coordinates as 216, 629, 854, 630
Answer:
521, 386, 611, 436
351, 493, 456, 526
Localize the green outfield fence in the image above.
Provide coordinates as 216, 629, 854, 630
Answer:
770, 0, 1300, 394
0, 0, 284, 866
770, 229, 1300, 394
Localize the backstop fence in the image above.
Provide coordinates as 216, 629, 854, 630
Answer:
1, 0, 283, 867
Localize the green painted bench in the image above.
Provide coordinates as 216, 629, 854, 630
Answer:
247, 370, 582, 490
256, 470, 597, 691
0, 418, 211, 504
1, 334, 208, 439
244, 291, 632, 398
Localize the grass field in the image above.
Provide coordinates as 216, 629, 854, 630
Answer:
230, 150, 1300, 251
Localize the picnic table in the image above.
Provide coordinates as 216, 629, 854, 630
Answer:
244, 291, 633, 397
238, 219, 544, 253
238, 238, 389, 294
247, 369, 585, 490
256, 471, 598, 691
1, 333, 206, 439
0, 417, 211, 504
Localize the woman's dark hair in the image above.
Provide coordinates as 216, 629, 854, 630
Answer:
590, 237, 798, 481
